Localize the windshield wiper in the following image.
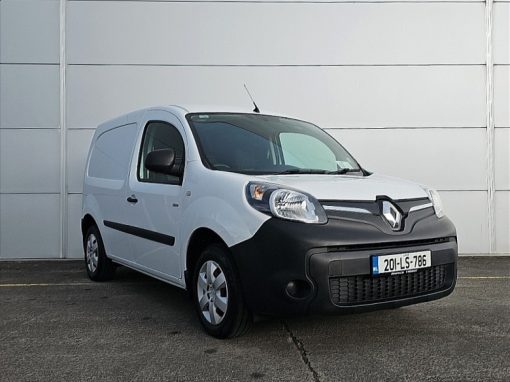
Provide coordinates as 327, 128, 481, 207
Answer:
275, 168, 362, 175
275, 168, 330, 175
326, 168, 363, 175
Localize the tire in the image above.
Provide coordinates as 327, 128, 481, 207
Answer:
192, 244, 252, 338
83, 225, 116, 281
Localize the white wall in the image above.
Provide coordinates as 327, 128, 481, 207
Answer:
0, 0, 61, 259
0, 0, 508, 258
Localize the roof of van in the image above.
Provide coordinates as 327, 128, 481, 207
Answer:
96, 105, 298, 131
167, 104, 288, 117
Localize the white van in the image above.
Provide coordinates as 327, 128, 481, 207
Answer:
82, 105, 458, 338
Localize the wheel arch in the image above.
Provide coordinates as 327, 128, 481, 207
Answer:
185, 227, 228, 290
81, 214, 98, 237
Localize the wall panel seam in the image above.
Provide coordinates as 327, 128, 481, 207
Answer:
59, 0, 68, 259
324, 126, 487, 130
485, 0, 496, 253
66, 0, 486, 3
0, 127, 61, 130
0, 63, 59, 65
61, 190, 495, 192
0, 193, 62, 195
437, 190, 490, 192
65, 63, 486, 67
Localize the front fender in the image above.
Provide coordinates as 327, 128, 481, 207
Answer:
180, 195, 269, 251
81, 194, 103, 230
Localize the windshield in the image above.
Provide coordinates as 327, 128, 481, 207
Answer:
186, 113, 363, 175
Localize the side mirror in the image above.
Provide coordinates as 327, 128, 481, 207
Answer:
145, 148, 181, 176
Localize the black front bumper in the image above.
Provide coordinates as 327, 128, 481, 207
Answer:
230, 208, 458, 316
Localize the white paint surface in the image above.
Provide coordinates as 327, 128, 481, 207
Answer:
494, 66, 510, 128
439, 191, 490, 254
0, 65, 60, 128
66, 65, 485, 129
328, 128, 487, 191
495, 128, 510, 190
0, 194, 61, 259
67, 2, 485, 65
0, 0, 508, 257
493, 3, 510, 64
67, 129, 95, 194
0, 0, 60, 63
0, 129, 61, 193
495, 191, 510, 253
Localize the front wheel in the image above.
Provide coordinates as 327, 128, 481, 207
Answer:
192, 244, 252, 338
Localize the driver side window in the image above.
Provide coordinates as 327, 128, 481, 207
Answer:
138, 121, 185, 185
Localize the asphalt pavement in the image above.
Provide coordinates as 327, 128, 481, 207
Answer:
0, 257, 509, 382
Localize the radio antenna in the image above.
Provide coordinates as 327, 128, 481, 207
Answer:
243, 84, 260, 113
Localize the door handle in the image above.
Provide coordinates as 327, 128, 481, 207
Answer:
127, 195, 138, 204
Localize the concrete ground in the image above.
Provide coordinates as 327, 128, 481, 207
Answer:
0, 257, 509, 382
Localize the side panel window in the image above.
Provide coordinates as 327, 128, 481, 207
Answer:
88, 123, 138, 180
138, 121, 185, 185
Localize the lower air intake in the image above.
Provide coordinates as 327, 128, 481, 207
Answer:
329, 264, 448, 305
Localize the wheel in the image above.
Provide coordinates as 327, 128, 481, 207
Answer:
83, 225, 116, 281
192, 244, 252, 338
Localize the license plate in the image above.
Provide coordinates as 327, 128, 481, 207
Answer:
372, 251, 431, 276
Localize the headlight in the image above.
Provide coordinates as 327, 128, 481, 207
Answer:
246, 182, 327, 224
424, 187, 444, 218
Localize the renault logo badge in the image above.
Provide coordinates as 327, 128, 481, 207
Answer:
382, 201, 402, 230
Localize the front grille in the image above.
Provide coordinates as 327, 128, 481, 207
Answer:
327, 237, 454, 253
330, 264, 448, 306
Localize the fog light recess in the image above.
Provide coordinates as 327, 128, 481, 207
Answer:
286, 280, 312, 299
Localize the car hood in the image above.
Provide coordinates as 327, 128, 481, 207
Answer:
254, 173, 429, 201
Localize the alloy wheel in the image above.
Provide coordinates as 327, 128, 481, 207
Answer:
197, 260, 229, 325
86, 233, 99, 273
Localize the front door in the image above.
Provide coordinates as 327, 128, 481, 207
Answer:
123, 111, 186, 280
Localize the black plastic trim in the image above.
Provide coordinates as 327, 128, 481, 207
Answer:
230, 214, 457, 316
327, 236, 455, 252
103, 220, 175, 246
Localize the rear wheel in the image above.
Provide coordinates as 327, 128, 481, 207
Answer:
84, 225, 115, 281
192, 244, 252, 338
